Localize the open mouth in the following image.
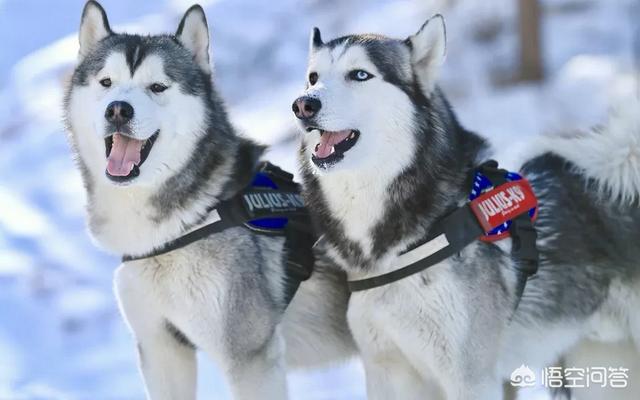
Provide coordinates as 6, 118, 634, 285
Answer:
104, 130, 159, 182
308, 128, 360, 169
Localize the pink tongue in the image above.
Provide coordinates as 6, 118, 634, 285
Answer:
314, 130, 351, 159
107, 133, 143, 176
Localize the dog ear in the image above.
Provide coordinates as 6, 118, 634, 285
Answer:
78, 1, 112, 60
176, 5, 211, 72
406, 14, 446, 94
309, 27, 323, 52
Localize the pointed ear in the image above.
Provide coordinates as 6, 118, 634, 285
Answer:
309, 27, 323, 52
176, 5, 211, 72
78, 1, 112, 60
406, 14, 446, 94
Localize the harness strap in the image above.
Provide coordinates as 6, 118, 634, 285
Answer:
282, 227, 315, 304
122, 162, 315, 307
509, 212, 539, 314
123, 209, 227, 262
348, 204, 483, 292
347, 160, 539, 314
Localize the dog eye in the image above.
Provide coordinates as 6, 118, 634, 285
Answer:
308, 72, 318, 86
149, 83, 168, 93
99, 78, 112, 88
348, 70, 373, 82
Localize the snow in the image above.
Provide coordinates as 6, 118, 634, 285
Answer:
0, 0, 637, 398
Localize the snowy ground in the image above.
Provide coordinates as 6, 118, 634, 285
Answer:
0, 0, 637, 399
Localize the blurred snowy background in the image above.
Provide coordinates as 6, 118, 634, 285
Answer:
0, 0, 638, 399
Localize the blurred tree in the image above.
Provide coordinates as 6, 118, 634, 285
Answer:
518, 0, 544, 81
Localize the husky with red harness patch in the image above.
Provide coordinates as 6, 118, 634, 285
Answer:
293, 15, 640, 400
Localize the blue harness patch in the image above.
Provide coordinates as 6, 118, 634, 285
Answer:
246, 172, 289, 230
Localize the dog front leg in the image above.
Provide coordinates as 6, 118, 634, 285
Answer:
115, 265, 197, 400
439, 371, 502, 400
136, 323, 197, 400
363, 356, 441, 400
207, 328, 288, 400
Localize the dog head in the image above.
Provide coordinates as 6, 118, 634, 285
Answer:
292, 15, 447, 173
65, 1, 214, 187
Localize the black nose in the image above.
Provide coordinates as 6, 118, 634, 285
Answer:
292, 96, 321, 119
105, 101, 134, 125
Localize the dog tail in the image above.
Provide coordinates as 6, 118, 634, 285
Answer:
542, 96, 640, 205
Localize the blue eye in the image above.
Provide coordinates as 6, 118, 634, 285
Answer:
348, 69, 373, 81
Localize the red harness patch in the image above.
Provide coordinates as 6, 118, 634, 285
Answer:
469, 179, 538, 242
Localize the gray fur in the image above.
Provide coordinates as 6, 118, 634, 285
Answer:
517, 153, 640, 322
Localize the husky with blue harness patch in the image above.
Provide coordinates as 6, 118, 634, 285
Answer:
64, 2, 355, 399
293, 15, 640, 400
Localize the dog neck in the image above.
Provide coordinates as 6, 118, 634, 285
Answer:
84, 136, 264, 257
303, 90, 490, 272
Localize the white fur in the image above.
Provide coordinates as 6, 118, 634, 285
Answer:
533, 96, 640, 205
114, 241, 289, 400
348, 245, 506, 400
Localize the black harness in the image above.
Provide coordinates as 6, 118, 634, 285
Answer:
347, 160, 539, 312
122, 162, 316, 306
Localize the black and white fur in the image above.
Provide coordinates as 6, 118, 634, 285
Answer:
64, 2, 355, 399
294, 15, 640, 400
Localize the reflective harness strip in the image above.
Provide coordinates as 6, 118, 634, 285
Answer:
347, 160, 539, 312
122, 162, 315, 306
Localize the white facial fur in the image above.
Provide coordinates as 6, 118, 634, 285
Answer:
67, 52, 206, 187
300, 44, 416, 175
298, 15, 446, 177
297, 44, 416, 257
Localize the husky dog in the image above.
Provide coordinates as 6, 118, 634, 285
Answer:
64, 2, 355, 399
293, 15, 640, 400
